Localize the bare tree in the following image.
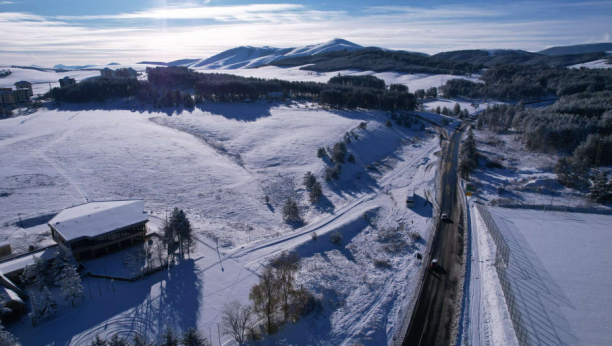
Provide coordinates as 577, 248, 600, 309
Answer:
249, 266, 280, 334
272, 253, 299, 321
221, 300, 254, 345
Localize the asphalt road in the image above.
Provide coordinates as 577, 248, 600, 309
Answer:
403, 122, 467, 346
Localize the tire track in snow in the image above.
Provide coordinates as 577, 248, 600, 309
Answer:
38, 151, 89, 203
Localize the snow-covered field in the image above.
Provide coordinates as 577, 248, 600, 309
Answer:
1, 99, 442, 345
479, 207, 612, 346
569, 59, 612, 69
193, 65, 482, 92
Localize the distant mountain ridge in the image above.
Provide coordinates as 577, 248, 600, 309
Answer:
538, 43, 612, 56
431, 49, 605, 67
137, 39, 364, 70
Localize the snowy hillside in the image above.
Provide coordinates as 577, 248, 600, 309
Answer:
180, 39, 363, 69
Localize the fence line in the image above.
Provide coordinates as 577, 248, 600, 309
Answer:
476, 205, 529, 346
493, 203, 612, 215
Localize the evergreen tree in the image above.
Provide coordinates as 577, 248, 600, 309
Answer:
108, 334, 128, 346
183, 92, 195, 108
89, 335, 107, 346
435, 106, 441, 114
29, 291, 42, 327
0, 325, 18, 346
589, 171, 612, 203
309, 182, 323, 204
347, 154, 355, 163
331, 142, 347, 163
59, 264, 84, 307
303, 172, 316, 190
41, 285, 57, 318
131, 334, 153, 346
52, 244, 77, 285
316, 147, 327, 158
453, 103, 461, 115
282, 199, 300, 222
160, 326, 180, 346
181, 328, 210, 346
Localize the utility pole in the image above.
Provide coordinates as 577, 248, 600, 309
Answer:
17, 213, 23, 228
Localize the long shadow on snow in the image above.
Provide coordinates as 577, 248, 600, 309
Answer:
9, 259, 203, 345
259, 216, 372, 345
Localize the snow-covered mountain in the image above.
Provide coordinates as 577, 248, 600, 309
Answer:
177, 38, 363, 69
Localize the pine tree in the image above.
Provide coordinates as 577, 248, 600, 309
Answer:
282, 199, 300, 222
303, 172, 316, 190
309, 182, 323, 204
131, 334, 153, 346
435, 106, 441, 114
181, 328, 210, 346
347, 154, 355, 163
589, 171, 612, 203
29, 291, 42, 327
160, 326, 180, 346
108, 333, 128, 346
89, 334, 107, 346
41, 285, 57, 318
52, 244, 77, 285
0, 325, 18, 346
453, 103, 461, 115
59, 264, 84, 307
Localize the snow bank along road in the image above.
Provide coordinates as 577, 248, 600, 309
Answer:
403, 121, 467, 346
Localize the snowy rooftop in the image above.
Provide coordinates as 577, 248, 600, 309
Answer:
48, 200, 148, 242
487, 207, 612, 346
0, 246, 56, 276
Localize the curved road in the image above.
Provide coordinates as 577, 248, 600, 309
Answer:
403, 121, 467, 346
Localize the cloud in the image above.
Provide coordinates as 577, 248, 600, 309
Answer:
0, 1, 16, 4
1, 2, 611, 65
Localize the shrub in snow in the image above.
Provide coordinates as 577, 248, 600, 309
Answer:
409, 231, 422, 241
347, 154, 356, 163
221, 300, 254, 345
311, 232, 318, 241
385, 120, 392, 127
344, 133, 352, 144
330, 232, 343, 245
282, 198, 300, 222
373, 259, 392, 268
309, 182, 323, 204
317, 147, 327, 158
358, 122, 367, 130
264, 195, 270, 204
416, 253, 423, 260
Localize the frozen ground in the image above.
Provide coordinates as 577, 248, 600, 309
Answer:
481, 207, 612, 346
1, 99, 442, 345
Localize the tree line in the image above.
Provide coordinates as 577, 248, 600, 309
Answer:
48, 67, 417, 112
268, 48, 477, 75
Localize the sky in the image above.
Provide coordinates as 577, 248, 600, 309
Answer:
0, 0, 611, 66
